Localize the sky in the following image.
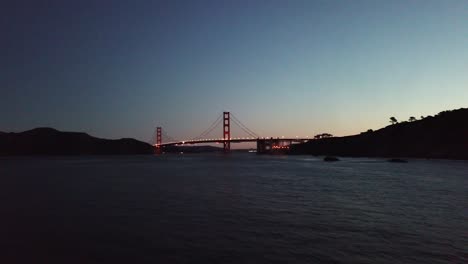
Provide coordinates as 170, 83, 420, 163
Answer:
1, 0, 467, 143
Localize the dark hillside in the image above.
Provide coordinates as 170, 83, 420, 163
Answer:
163, 145, 222, 153
0, 128, 154, 155
291, 108, 468, 160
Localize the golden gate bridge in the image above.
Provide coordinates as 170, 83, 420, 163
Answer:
153, 112, 310, 154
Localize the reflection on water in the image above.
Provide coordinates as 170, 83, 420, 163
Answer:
0, 154, 467, 263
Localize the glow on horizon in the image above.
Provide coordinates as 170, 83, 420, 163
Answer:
0, 0, 467, 142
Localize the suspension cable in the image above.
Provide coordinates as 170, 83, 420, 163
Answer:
230, 113, 259, 138
161, 130, 178, 143
193, 117, 222, 140
191, 113, 223, 140
231, 118, 258, 138
153, 112, 260, 144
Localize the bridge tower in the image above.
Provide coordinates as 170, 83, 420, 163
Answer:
223, 112, 230, 152
156, 127, 162, 154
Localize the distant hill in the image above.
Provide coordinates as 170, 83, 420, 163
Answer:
162, 146, 254, 153
291, 108, 468, 160
0, 127, 154, 155
163, 145, 223, 153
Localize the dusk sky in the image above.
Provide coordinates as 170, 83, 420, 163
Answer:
1, 0, 467, 143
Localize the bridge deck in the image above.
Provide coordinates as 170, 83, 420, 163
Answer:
157, 138, 309, 147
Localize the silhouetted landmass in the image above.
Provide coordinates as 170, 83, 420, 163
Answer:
0, 128, 154, 155
163, 145, 223, 153
291, 108, 468, 160
163, 146, 256, 153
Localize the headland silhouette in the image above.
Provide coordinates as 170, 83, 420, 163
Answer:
291, 108, 468, 160
0, 128, 153, 155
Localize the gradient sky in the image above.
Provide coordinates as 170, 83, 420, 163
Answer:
1, 0, 467, 143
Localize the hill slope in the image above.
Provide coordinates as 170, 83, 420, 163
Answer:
0, 128, 154, 155
291, 108, 468, 160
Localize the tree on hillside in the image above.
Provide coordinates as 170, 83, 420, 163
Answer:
409, 116, 417, 122
390, 117, 398, 125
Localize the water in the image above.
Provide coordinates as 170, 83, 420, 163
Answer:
0, 154, 467, 263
